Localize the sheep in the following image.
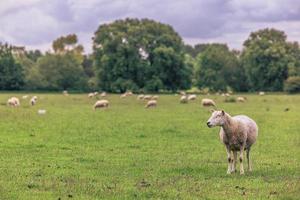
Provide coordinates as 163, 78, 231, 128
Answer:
201, 98, 216, 107
7, 97, 20, 107
259, 91, 265, 96
137, 94, 144, 100
120, 93, 127, 98
126, 91, 133, 96
145, 100, 157, 108
179, 91, 186, 96
30, 96, 38, 106
237, 96, 247, 103
206, 110, 258, 175
63, 90, 69, 96
22, 95, 28, 99
188, 94, 197, 101
93, 100, 109, 110
100, 92, 106, 97
180, 95, 188, 103
88, 93, 95, 98
38, 109, 46, 115
151, 95, 159, 100
143, 95, 152, 100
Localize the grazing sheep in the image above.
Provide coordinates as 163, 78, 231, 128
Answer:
201, 98, 216, 107
207, 110, 258, 175
152, 95, 159, 100
259, 91, 265, 96
120, 93, 127, 98
237, 96, 247, 103
88, 93, 95, 98
100, 92, 106, 97
30, 96, 38, 106
145, 100, 157, 108
22, 95, 28, 99
143, 95, 152, 100
188, 94, 197, 101
7, 97, 20, 107
63, 90, 69, 96
137, 94, 144, 100
180, 95, 188, 103
126, 91, 133, 96
94, 100, 109, 110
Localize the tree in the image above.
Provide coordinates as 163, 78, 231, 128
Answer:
15, 54, 43, 90
284, 76, 300, 93
93, 18, 191, 92
0, 43, 24, 90
37, 52, 87, 90
195, 44, 242, 91
241, 28, 292, 91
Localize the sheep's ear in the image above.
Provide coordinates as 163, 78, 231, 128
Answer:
221, 110, 225, 115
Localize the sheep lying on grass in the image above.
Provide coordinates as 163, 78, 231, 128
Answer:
188, 94, 197, 101
207, 110, 258, 175
201, 98, 216, 107
143, 95, 152, 100
94, 100, 109, 110
7, 97, 20, 107
63, 90, 69, 96
152, 95, 159, 100
145, 100, 157, 108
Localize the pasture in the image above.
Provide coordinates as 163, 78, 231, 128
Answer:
0, 93, 299, 199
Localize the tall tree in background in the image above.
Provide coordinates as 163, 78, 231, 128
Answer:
93, 18, 191, 92
195, 44, 242, 91
241, 28, 291, 91
37, 34, 87, 90
0, 43, 24, 90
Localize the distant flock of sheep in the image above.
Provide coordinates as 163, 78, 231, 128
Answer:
6, 90, 266, 110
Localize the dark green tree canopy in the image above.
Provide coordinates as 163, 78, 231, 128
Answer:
93, 18, 191, 92
195, 44, 243, 91
0, 43, 24, 90
241, 28, 292, 91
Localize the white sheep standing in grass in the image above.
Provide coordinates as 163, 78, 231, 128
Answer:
88, 93, 95, 98
237, 96, 247, 102
93, 100, 109, 110
100, 92, 106, 97
201, 98, 216, 107
152, 95, 159, 100
207, 110, 258, 175
143, 95, 152, 100
188, 94, 197, 101
259, 91, 265, 96
180, 95, 188, 103
63, 90, 69, 96
7, 97, 20, 107
30, 96, 38, 106
22, 95, 28, 99
145, 100, 157, 108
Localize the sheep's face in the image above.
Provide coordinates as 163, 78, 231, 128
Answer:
207, 110, 225, 128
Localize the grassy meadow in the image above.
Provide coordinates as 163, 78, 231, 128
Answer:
0, 93, 299, 199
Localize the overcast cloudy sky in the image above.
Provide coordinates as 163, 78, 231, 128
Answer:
0, 0, 299, 53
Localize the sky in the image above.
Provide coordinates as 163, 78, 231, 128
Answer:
0, 0, 300, 53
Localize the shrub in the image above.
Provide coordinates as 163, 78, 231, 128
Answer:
284, 76, 300, 93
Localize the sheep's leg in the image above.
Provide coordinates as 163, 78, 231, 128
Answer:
225, 146, 232, 174
231, 151, 237, 173
246, 148, 252, 172
239, 146, 245, 175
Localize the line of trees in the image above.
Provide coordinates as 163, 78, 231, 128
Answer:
0, 18, 299, 93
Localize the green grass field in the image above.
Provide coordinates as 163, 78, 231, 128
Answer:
0, 93, 299, 199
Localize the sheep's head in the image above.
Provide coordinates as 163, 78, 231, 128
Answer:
207, 110, 226, 128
